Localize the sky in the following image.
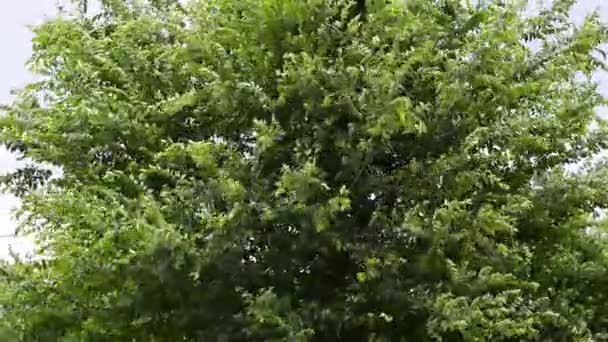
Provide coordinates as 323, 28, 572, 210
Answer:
1, 1, 608, 258
0, 0, 58, 258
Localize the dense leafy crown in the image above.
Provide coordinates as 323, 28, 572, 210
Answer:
2, 0, 608, 340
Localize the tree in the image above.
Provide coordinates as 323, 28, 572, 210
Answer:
2, 0, 608, 340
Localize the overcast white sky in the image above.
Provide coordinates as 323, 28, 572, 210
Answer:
0, 0, 59, 258
1, 1, 608, 258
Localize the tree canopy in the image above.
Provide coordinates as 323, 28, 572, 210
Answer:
2, 0, 608, 340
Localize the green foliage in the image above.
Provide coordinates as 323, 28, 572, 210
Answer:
2, 0, 608, 340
